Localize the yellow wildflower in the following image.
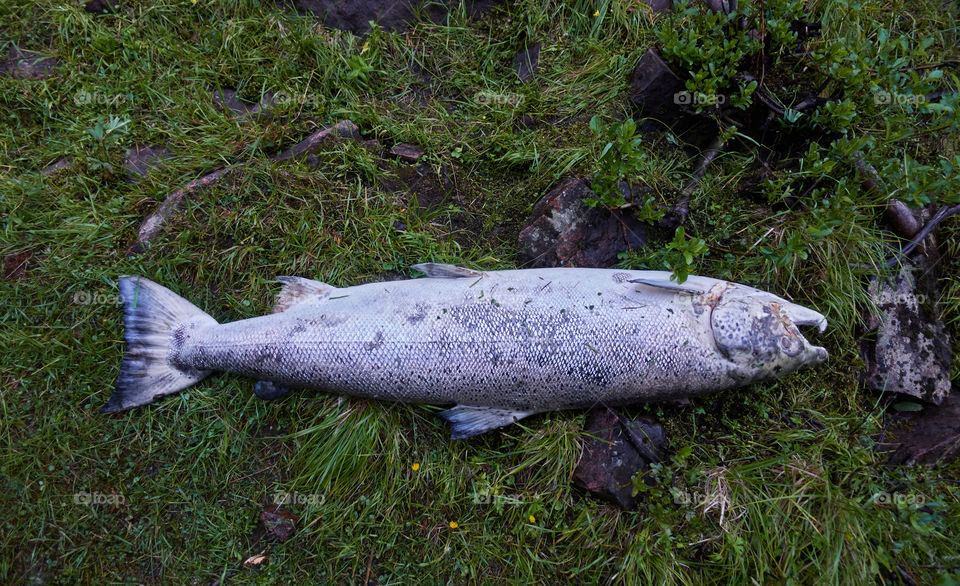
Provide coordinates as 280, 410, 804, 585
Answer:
411, 462, 420, 471
449, 521, 459, 529
592, 10, 599, 16
529, 515, 536, 523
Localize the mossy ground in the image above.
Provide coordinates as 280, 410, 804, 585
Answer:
1, 0, 959, 583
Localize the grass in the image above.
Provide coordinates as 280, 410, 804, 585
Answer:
2, 0, 959, 583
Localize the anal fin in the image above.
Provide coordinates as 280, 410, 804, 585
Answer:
438, 405, 534, 439
411, 263, 482, 279
273, 276, 334, 313
254, 380, 293, 400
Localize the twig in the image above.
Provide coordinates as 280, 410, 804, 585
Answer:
131, 120, 361, 253
133, 165, 240, 253
755, 88, 785, 115
850, 151, 883, 196
670, 135, 726, 224
854, 203, 960, 270
898, 59, 960, 72
879, 203, 960, 268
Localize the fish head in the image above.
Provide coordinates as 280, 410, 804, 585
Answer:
709, 285, 828, 382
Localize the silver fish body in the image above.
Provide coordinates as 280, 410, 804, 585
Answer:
103, 264, 828, 438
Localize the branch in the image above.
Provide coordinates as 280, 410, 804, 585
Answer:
668, 135, 726, 225
880, 203, 960, 268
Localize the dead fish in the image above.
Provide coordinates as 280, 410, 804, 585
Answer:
102, 264, 828, 438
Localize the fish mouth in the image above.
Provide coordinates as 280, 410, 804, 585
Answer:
780, 302, 829, 364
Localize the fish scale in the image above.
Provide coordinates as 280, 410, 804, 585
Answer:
103, 263, 829, 438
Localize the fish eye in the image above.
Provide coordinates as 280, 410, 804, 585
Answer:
777, 335, 802, 357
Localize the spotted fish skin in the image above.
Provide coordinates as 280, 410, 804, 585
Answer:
102, 265, 828, 438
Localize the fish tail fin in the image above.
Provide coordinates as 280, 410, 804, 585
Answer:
101, 276, 218, 413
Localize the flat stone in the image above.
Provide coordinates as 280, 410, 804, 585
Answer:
212, 88, 277, 120
389, 143, 425, 164
2, 46, 61, 80
287, 0, 498, 34
703, 0, 736, 13
3, 251, 33, 282
83, 0, 117, 13
573, 408, 667, 510
259, 505, 296, 542
627, 48, 686, 127
512, 42, 541, 83
880, 392, 960, 465
41, 157, 72, 176
123, 145, 174, 181
518, 178, 648, 268
861, 265, 952, 404
644, 0, 673, 12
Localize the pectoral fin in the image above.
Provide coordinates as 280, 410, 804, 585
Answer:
438, 405, 534, 439
411, 263, 483, 279
254, 380, 293, 400
629, 278, 704, 295
273, 276, 334, 313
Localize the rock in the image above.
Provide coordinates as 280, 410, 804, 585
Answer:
83, 0, 117, 13
884, 199, 921, 238
2, 46, 61, 80
860, 265, 952, 404
517, 114, 538, 129
385, 163, 456, 209
880, 393, 960, 465
287, 0, 498, 34
703, 0, 737, 13
3, 251, 33, 282
41, 157, 72, 176
517, 178, 649, 268
644, 0, 673, 12
389, 143, 426, 164
512, 42, 541, 83
259, 505, 296, 542
627, 49, 686, 127
123, 145, 174, 181
273, 120, 361, 161
573, 407, 667, 510
212, 88, 276, 120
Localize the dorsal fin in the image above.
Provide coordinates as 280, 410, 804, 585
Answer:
273, 276, 334, 313
629, 278, 704, 295
411, 263, 483, 279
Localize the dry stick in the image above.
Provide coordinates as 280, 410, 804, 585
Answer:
672, 135, 725, 224
133, 165, 240, 252
132, 120, 360, 252
851, 150, 883, 196
846, 150, 960, 270
881, 203, 960, 269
